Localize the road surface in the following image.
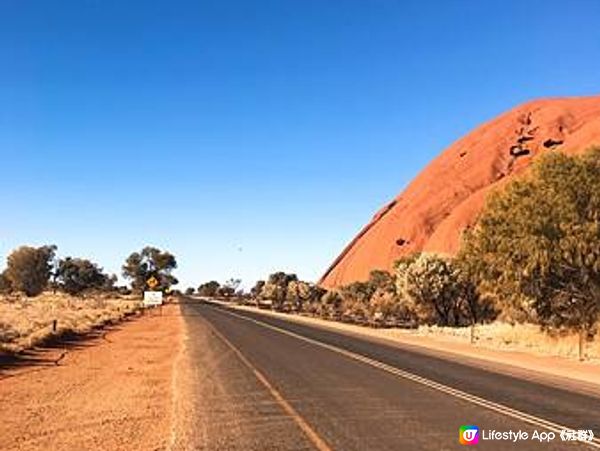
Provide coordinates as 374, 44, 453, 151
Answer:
179, 299, 600, 450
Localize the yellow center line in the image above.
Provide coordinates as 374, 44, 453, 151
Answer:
203, 317, 332, 451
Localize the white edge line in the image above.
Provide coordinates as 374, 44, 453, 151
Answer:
212, 304, 600, 449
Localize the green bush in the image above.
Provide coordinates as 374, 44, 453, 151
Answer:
460, 149, 600, 347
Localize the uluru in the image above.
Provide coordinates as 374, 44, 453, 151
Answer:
320, 95, 600, 289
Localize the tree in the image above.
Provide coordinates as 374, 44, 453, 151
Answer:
217, 278, 241, 298
103, 274, 118, 292
197, 281, 220, 297
364, 270, 413, 324
261, 272, 298, 311
56, 257, 109, 295
250, 280, 265, 298
367, 270, 396, 293
460, 149, 600, 358
0, 270, 11, 293
286, 280, 324, 312
319, 290, 343, 318
5, 245, 57, 296
185, 287, 195, 296
395, 253, 463, 326
339, 280, 373, 320
122, 246, 178, 293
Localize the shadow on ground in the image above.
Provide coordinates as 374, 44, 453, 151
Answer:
0, 324, 130, 380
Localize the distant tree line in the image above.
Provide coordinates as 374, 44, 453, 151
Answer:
246, 262, 487, 329
187, 278, 242, 298
0, 245, 178, 298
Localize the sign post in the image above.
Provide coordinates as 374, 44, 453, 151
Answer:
143, 276, 164, 314
143, 290, 163, 307
146, 276, 159, 290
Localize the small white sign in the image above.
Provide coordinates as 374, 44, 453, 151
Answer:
143, 291, 163, 306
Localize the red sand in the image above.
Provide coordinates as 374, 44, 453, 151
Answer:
320, 95, 600, 289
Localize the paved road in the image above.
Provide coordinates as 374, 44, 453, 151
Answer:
180, 299, 600, 450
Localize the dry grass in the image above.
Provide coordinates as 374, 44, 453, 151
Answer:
0, 292, 142, 353
406, 322, 600, 361
221, 300, 600, 362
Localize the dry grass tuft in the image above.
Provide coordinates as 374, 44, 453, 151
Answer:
410, 322, 600, 361
0, 292, 142, 353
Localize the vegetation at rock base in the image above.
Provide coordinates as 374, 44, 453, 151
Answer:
459, 149, 600, 356
395, 253, 495, 327
235, 150, 599, 359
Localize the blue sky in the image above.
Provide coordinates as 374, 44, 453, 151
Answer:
1, 0, 600, 289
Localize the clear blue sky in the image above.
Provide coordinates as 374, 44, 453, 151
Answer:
1, 1, 599, 289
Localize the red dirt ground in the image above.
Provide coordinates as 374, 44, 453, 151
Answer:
0, 304, 182, 451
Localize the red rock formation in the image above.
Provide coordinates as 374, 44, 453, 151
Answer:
320, 95, 600, 289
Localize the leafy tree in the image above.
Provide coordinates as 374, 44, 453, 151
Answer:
261, 282, 287, 309
122, 246, 178, 293
212, 279, 242, 298
340, 280, 373, 304
364, 270, 414, 323
5, 245, 57, 296
367, 270, 396, 292
197, 280, 220, 297
217, 286, 234, 297
262, 272, 298, 311
184, 287, 195, 296
222, 278, 242, 296
56, 257, 109, 295
460, 149, 600, 357
250, 280, 265, 298
338, 280, 373, 320
286, 280, 325, 312
0, 270, 12, 293
395, 253, 464, 326
333, 270, 410, 323
319, 290, 342, 318
103, 274, 118, 292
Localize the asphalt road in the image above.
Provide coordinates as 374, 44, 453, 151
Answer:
180, 299, 600, 450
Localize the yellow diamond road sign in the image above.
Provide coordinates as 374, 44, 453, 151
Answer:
147, 276, 159, 289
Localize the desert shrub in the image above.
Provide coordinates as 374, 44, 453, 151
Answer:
217, 278, 241, 298
338, 280, 373, 319
250, 280, 265, 298
259, 272, 298, 311
319, 290, 342, 318
459, 149, 600, 352
198, 281, 220, 297
366, 270, 416, 323
285, 280, 326, 312
5, 245, 57, 297
395, 253, 487, 326
0, 271, 11, 293
56, 257, 110, 295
